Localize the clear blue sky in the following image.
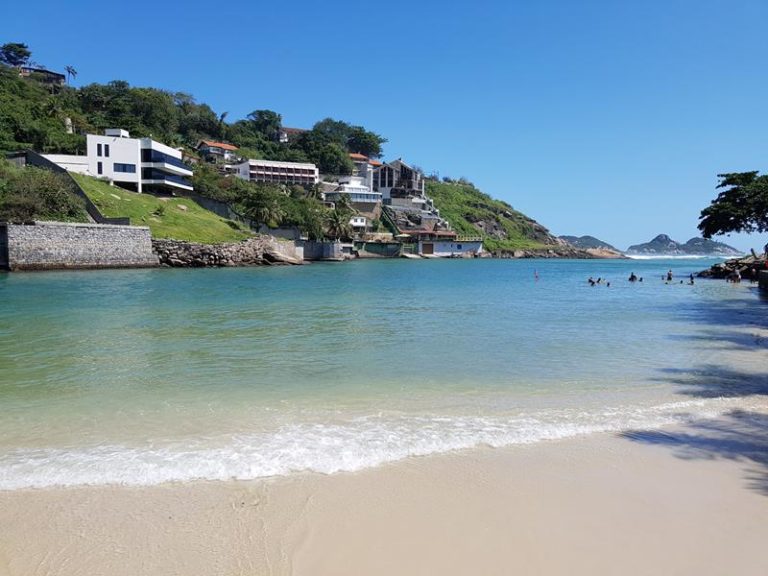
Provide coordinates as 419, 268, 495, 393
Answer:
4, 0, 768, 251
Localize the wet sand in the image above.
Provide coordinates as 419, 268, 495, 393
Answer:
2, 416, 768, 576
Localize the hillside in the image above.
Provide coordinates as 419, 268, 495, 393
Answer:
72, 174, 250, 243
559, 235, 620, 252
627, 234, 742, 256
425, 180, 562, 252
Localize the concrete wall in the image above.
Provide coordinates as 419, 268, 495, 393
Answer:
0, 224, 8, 269
301, 241, 343, 261
1, 221, 158, 271
355, 241, 402, 258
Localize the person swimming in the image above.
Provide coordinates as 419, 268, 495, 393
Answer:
628, 272, 638, 282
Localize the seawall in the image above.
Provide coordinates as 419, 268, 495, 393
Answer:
0, 221, 158, 271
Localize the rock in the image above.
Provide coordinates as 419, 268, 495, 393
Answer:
151, 235, 303, 268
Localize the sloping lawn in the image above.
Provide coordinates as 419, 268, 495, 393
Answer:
72, 174, 251, 243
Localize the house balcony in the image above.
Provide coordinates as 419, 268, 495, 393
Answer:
141, 169, 193, 191
141, 150, 193, 176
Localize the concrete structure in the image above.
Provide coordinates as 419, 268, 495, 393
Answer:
0, 221, 158, 271
324, 153, 383, 205
43, 129, 193, 194
196, 140, 239, 164
234, 158, 319, 187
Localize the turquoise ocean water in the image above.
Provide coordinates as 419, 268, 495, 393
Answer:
1, 258, 766, 489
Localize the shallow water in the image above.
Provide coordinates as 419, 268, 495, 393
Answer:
1, 258, 766, 488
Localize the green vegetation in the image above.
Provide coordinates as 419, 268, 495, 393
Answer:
72, 173, 250, 243
425, 180, 557, 251
0, 44, 385, 174
0, 158, 87, 222
0, 41, 561, 249
699, 172, 768, 238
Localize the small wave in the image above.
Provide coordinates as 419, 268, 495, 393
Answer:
0, 397, 758, 490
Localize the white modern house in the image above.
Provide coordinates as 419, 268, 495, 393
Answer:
233, 158, 319, 186
324, 153, 383, 204
44, 129, 193, 193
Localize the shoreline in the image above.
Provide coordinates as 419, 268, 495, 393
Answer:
2, 417, 768, 576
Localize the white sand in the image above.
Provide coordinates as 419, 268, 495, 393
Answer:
2, 422, 767, 576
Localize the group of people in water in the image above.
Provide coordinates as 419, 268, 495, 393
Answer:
587, 269, 695, 287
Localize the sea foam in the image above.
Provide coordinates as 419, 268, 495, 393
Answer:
0, 397, 755, 490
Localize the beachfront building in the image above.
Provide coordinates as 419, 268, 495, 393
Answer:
233, 158, 319, 187
196, 140, 239, 164
404, 229, 484, 257
44, 129, 193, 193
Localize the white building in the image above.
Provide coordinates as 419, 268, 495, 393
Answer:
324, 153, 383, 204
44, 129, 193, 193
350, 215, 367, 232
234, 158, 319, 187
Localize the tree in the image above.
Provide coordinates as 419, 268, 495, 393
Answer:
239, 184, 286, 227
64, 65, 77, 84
247, 109, 282, 141
698, 172, 768, 238
347, 126, 386, 158
0, 43, 31, 67
325, 208, 352, 240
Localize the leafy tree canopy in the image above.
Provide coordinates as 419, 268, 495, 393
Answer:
0, 43, 31, 67
311, 117, 386, 158
247, 109, 282, 141
698, 172, 768, 238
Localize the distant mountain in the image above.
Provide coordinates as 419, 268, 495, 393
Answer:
560, 235, 620, 252
626, 234, 742, 256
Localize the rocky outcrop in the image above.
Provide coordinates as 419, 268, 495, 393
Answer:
627, 234, 742, 256
152, 236, 302, 267
559, 235, 621, 253
491, 236, 625, 259
697, 252, 767, 281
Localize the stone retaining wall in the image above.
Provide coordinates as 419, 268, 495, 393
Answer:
152, 236, 302, 267
0, 221, 158, 271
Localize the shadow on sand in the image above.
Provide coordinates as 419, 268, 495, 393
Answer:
621, 283, 768, 495
620, 410, 768, 496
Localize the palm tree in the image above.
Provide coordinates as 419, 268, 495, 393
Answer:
64, 65, 77, 84
333, 193, 353, 216
325, 209, 352, 241
218, 111, 229, 139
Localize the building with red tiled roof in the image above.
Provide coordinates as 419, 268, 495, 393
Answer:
196, 140, 240, 164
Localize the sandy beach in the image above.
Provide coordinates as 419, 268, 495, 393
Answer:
2, 411, 768, 576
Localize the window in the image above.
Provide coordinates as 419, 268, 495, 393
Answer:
104, 144, 110, 158
97, 143, 102, 156
457, 244, 462, 250
97, 161, 103, 175
113, 163, 136, 173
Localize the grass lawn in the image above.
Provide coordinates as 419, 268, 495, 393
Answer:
72, 174, 251, 243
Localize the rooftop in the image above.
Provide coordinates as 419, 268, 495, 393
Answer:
198, 140, 239, 151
